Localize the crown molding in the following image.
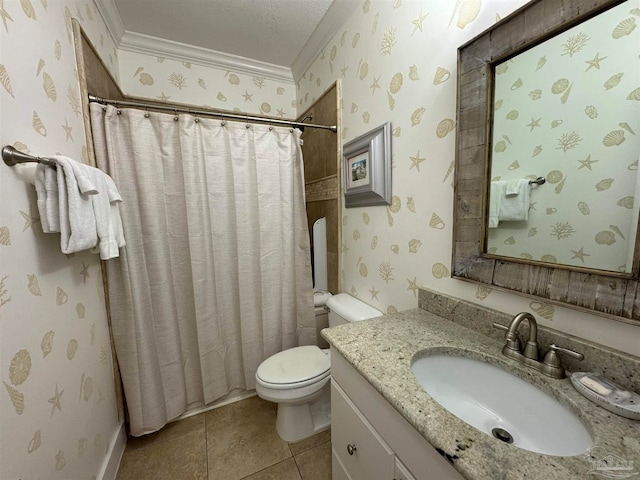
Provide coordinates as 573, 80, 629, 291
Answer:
291, 0, 359, 82
94, 0, 294, 84
94, 0, 125, 43
119, 31, 294, 84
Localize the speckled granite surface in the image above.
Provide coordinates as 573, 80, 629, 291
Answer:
418, 288, 640, 393
322, 305, 640, 480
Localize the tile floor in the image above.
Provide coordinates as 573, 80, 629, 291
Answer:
116, 395, 332, 480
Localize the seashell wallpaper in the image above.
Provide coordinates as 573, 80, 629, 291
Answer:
294, 0, 639, 356
0, 1, 119, 479
2, 6, 639, 479
119, 51, 296, 119
488, 2, 639, 273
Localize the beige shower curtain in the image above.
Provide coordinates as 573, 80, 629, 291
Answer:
90, 103, 315, 436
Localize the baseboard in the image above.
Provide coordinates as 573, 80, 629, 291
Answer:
98, 422, 127, 480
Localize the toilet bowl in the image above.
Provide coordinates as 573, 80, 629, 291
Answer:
255, 293, 382, 442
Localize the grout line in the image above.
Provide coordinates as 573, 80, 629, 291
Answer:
292, 454, 304, 480
204, 412, 209, 480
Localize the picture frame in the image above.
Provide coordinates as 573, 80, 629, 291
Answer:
343, 122, 392, 208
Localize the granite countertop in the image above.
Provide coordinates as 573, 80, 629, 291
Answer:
322, 308, 640, 480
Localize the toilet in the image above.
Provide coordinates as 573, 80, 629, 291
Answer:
255, 293, 382, 442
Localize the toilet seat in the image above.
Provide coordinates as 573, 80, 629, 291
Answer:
256, 345, 330, 390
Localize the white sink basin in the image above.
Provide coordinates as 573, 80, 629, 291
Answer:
411, 354, 592, 457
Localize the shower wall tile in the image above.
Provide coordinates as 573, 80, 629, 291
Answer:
305, 177, 339, 202
302, 86, 340, 294
81, 33, 125, 102
0, 2, 121, 480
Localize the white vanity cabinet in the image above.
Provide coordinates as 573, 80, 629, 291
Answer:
330, 348, 464, 480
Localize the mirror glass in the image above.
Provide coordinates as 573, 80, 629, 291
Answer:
486, 1, 640, 274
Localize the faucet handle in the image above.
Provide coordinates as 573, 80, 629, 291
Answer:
543, 344, 584, 367
492, 322, 521, 351
492, 322, 508, 332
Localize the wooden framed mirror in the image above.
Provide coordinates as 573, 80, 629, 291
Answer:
453, 0, 640, 322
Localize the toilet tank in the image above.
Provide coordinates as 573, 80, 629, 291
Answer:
326, 293, 382, 327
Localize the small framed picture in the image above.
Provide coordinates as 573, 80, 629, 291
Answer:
343, 122, 391, 207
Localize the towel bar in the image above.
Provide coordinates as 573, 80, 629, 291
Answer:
2, 145, 56, 167
529, 177, 545, 185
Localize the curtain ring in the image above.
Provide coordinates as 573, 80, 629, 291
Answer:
144, 106, 149, 118
173, 109, 178, 121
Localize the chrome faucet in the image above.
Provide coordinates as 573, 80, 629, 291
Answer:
493, 312, 583, 379
503, 312, 539, 360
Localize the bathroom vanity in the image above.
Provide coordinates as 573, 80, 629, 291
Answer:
331, 348, 463, 480
323, 289, 640, 480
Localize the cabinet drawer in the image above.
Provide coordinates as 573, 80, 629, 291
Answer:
331, 381, 395, 480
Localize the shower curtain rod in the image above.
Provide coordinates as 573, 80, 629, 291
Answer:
88, 95, 337, 133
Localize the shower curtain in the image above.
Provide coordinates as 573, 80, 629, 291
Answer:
90, 103, 315, 436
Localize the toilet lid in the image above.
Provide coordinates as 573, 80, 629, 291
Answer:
256, 345, 330, 386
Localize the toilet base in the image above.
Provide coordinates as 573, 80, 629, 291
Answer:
275, 383, 331, 442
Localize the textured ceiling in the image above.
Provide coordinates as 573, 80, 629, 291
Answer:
113, 0, 335, 67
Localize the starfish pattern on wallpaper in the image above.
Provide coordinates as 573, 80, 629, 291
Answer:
370, 75, 381, 95
341, 65, 349, 78
242, 91, 253, 102
409, 150, 426, 171
62, 118, 73, 142
577, 154, 598, 170
369, 285, 379, 300
526, 117, 542, 131
20, 210, 39, 232
156, 92, 171, 102
570, 247, 591, 262
411, 9, 429, 34
48, 383, 64, 418
276, 108, 285, 118
585, 52, 607, 71
406, 277, 419, 297
79, 261, 90, 283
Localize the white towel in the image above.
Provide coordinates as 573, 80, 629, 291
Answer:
67, 159, 99, 195
52, 155, 99, 254
34, 165, 50, 232
499, 179, 530, 221
33, 164, 60, 233
44, 165, 60, 232
488, 181, 503, 228
88, 169, 126, 260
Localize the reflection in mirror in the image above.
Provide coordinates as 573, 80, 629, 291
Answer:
454, 0, 640, 321
487, 1, 640, 274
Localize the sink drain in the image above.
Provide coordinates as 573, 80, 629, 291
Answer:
491, 428, 514, 444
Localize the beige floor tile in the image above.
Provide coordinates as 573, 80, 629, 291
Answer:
241, 458, 302, 480
288, 429, 331, 456
116, 428, 207, 480
294, 441, 331, 480
125, 412, 206, 452
206, 396, 291, 480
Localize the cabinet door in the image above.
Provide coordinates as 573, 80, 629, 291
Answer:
331, 381, 395, 480
332, 449, 352, 480
394, 457, 416, 480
